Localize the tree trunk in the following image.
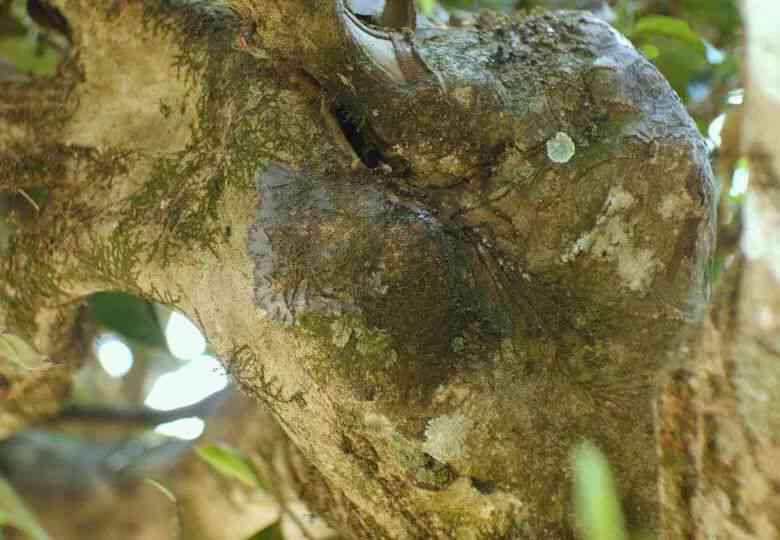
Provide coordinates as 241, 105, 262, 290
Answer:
656, 0, 780, 538
1, 1, 715, 537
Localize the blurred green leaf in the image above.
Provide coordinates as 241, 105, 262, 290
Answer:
88, 292, 167, 349
0, 35, 59, 75
640, 43, 660, 60
632, 34, 707, 100
634, 16, 705, 52
195, 444, 261, 489
679, 0, 740, 45
0, 475, 50, 540
416, 0, 434, 16
247, 521, 284, 540
0, 0, 62, 76
0, 333, 46, 370
247, 521, 285, 540
572, 442, 628, 540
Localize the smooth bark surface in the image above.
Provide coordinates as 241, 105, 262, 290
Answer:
0, 1, 715, 537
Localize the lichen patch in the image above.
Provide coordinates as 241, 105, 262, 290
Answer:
546, 131, 575, 163
422, 413, 472, 463
561, 186, 659, 292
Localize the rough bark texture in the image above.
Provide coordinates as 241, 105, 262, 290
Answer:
656, 0, 780, 538
0, 1, 715, 538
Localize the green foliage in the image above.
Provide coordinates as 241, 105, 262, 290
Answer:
676, 0, 740, 46
633, 16, 705, 51
613, 0, 741, 104
88, 292, 167, 349
626, 16, 708, 101
0, 474, 49, 540
417, 0, 435, 16
195, 443, 262, 489
247, 521, 285, 540
0, 0, 62, 75
572, 442, 628, 540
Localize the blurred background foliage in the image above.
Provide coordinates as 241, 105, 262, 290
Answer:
0, 0, 744, 538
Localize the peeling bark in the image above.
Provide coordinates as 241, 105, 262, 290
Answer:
0, 1, 715, 537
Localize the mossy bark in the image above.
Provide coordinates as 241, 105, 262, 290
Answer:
0, 1, 715, 537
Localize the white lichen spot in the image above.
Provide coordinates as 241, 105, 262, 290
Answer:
560, 186, 659, 292
546, 132, 575, 164
422, 414, 471, 463
560, 234, 593, 263
741, 192, 780, 282
616, 248, 658, 291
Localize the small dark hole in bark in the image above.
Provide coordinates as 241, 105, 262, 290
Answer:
333, 106, 383, 169
470, 477, 496, 494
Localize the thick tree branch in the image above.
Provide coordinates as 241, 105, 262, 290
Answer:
0, 2, 717, 537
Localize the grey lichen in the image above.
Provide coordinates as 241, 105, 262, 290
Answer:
422, 414, 471, 463
546, 131, 575, 164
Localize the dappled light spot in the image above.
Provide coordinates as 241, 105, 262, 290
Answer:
730, 159, 750, 197
707, 113, 726, 148
154, 417, 206, 441
727, 88, 744, 105
165, 311, 207, 360
145, 354, 228, 411
95, 333, 134, 378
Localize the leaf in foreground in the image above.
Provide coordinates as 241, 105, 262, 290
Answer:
247, 521, 284, 540
0, 475, 50, 540
572, 442, 628, 540
195, 444, 261, 488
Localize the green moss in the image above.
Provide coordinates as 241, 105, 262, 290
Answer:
0, 143, 139, 338
113, 2, 342, 265
228, 344, 306, 406
299, 312, 399, 396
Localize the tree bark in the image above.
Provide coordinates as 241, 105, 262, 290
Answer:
656, 1, 780, 538
0, 1, 715, 537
